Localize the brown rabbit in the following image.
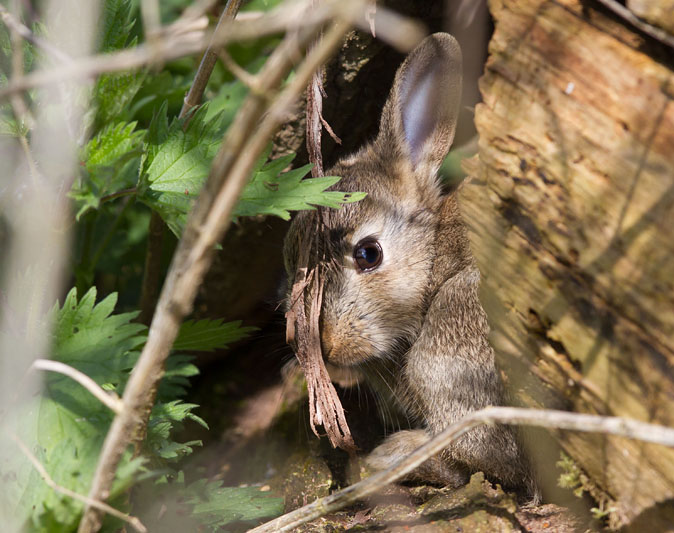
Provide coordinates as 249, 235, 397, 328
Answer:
283, 32, 538, 499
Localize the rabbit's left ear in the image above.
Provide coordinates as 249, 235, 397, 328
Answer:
377, 33, 463, 177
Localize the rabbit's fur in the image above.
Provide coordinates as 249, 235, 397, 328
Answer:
284, 33, 537, 498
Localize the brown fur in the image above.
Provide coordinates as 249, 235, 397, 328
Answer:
283, 33, 538, 499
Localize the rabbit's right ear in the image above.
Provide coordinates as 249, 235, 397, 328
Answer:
376, 33, 462, 184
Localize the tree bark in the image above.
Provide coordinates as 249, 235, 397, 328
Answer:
460, 0, 674, 527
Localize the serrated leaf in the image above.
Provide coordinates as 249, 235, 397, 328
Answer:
99, 0, 135, 52
174, 319, 255, 352
136, 102, 228, 236
0, 287, 147, 530
70, 121, 144, 218
186, 480, 284, 529
0, 287, 213, 530
138, 103, 365, 234
235, 160, 367, 220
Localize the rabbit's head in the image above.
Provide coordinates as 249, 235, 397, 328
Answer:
284, 33, 463, 367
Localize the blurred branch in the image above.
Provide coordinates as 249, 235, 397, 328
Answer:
250, 406, 674, 532
0, 4, 72, 63
77, 3, 370, 530
9, 433, 146, 533
0, 0, 424, 100
595, 0, 674, 49
32, 359, 123, 414
179, 0, 244, 120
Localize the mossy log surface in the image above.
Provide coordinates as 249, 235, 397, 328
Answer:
460, 0, 674, 526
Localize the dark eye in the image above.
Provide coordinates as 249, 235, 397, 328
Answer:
353, 239, 383, 272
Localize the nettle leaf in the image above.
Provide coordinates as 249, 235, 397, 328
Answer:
235, 152, 367, 220
138, 103, 365, 235
0, 288, 213, 531
70, 121, 145, 219
100, 0, 135, 52
174, 319, 255, 352
146, 400, 207, 461
93, 0, 143, 128
143, 477, 283, 531
137, 102, 227, 236
0, 287, 147, 531
186, 480, 284, 530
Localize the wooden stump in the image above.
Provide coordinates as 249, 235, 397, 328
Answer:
460, 0, 674, 526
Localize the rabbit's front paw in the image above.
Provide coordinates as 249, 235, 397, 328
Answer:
366, 429, 468, 487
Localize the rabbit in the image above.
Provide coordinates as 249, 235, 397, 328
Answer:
283, 32, 538, 500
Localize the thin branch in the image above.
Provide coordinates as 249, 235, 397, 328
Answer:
0, 1, 424, 101
0, 4, 72, 63
218, 48, 266, 95
594, 0, 674, 49
179, 0, 245, 119
8, 433, 146, 533
32, 359, 123, 414
78, 5, 361, 531
249, 406, 674, 532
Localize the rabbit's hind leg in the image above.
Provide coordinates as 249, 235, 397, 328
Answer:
366, 429, 469, 487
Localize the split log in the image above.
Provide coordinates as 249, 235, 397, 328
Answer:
460, 0, 674, 527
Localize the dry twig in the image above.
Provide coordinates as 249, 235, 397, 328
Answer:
78, 6, 361, 532
179, 0, 244, 119
0, 1, 424, 101
0, 4, 72, 63
32, 359, 123, 414
595, 0, 674, 49
249, 406, 674, 532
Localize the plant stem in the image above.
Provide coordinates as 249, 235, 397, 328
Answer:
89, 198, 133, 274
99, 187, 137, 205
138, 211, 164, 326
180, 0, 244, 121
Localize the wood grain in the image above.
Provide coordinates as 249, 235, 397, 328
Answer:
460, 0, 674, 525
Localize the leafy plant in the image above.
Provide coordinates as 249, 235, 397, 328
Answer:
0, 287, 255, 532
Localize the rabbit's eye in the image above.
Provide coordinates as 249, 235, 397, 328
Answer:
353, 239, 383, 272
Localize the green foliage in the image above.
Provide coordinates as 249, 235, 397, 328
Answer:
136, 102, 226, 236
92, 0, 144, 129
556, 452, 585, 498
70, 121, 145, 219
174, 318, 255, 352
237, 152, 366, 220
0, 287, 146, 531
141, 475, 284, 531
138, 102, 365, 236
185, 480, 284, 530
0, 288, 254, 531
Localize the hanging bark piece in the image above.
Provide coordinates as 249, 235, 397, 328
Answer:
285, 229, 357, 453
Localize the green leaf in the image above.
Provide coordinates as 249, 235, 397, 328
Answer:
136, 102, 228, 236
92, 1, 143, 129
186, 480, 284, 530
146, 401, 207, 461
174, 319, 255, 352
99, 0, 135, 52
0, 287, 147, 530
138, 104, 365, 234
236, 156, 367, 220
0, 287, 217, 531
70, 121, 144, 219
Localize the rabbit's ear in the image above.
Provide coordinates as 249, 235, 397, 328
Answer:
377, 33, 462, 176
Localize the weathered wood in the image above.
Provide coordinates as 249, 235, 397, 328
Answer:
628, 0, 674, 34
460, 0, 674, 527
